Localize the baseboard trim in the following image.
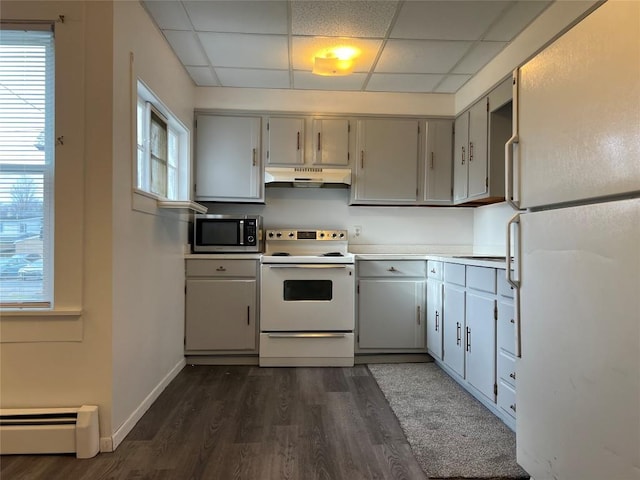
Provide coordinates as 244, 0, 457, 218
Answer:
106, 358, 186, 452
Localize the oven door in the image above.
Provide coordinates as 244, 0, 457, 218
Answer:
260, 263, 355, 331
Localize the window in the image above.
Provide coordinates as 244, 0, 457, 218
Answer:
136, 80, 188, 202
0, 25, 54, 308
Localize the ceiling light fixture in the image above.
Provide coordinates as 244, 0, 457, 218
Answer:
312, 46, 359, 76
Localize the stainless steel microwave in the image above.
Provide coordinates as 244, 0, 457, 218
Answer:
193, 214, 262, 253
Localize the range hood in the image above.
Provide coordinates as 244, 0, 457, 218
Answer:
265, 167, 352, 188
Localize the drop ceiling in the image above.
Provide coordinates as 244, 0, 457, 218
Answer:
142, 0, 552, 94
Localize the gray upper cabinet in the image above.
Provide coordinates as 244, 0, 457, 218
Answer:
312, 118, 351, 166
195, 114, 263, 203
265, 116, 305, 166
420, 119, 453, 205
453, 77, 512, 205
351, 118, 420, 205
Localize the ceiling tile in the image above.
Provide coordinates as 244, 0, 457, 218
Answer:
216, 68, 291, 89
366, 73, 444, 93
293, 71, 367, 91
142, 1, 193, 30
391, 1, 512, 41
376, 40, 472, 74
291, 36, 382, 72
198, 33, 289, 69
163, 30, 208, 66
183, 0, 288, 34
435, 74, 472, 93
291, 1, 398, 38
484, 1, 551, 41
452, 41, 507, 74
186, 66, 219, 86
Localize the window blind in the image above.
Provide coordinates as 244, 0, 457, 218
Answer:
0, 25, 54, 308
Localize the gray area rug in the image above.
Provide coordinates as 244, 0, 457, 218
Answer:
368, 363, 530, 479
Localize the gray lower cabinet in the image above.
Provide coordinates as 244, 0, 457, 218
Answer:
185, 259, 258, 353
442, 263, 466, 378
357, 260, 426, 352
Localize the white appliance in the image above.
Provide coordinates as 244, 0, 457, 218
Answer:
259, 229, 355, 367
504, 2, 640, 479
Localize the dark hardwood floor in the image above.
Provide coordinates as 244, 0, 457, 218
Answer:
1, 365, 427, 480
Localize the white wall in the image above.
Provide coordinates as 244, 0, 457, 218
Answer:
110, 1, 195, 448
472, 202, 516, 255
204, 188, 475, 254
0, 0, 114, 440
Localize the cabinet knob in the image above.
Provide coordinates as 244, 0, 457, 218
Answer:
430, 268, 436, 274
216, 266, 226, 272
509, 318, 515, 324
509, 372, 516, 380
388, 266, 398, 272
510, 404, 516, 412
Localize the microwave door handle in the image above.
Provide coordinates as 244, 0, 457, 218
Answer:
239, 220, 244, 246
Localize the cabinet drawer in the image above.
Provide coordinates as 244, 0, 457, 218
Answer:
359, 260, 426, 278
444, 263, 465, 286
498, 351, 517, 387
497, 299, 516, 355
497, 269, 515, 298
427, 261, 443, 279
467, 266, 496, 293
186, 259, 257, 277
498, 380, 517, 420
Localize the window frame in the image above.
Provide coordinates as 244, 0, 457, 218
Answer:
0, 23, 55, 310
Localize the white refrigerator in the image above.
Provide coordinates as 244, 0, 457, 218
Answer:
505, 2, 640, 479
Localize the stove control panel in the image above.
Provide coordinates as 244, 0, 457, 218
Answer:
266, 229, 348, 241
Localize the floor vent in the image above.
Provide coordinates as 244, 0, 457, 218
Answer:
0, 405, 99, 458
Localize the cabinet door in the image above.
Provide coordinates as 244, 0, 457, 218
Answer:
453, 113, 469, 203
195, 115, 262, 201
465, 291, 496, 402
443, 283, 465, 378
358, 279, 425, 350
352, 119, 419, 203
467, 98, 489, 199
185, 279, 256, 351
426, 278, 443, 359
312, 118, 350, 166
266, 117, 304, 165
422, 119, 453, 204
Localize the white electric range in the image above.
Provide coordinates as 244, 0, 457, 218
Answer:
259, 229, 355, 367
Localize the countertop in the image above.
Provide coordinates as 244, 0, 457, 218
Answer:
185, 252, 509, 268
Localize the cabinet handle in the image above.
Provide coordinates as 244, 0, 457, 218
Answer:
430, 268, 436, 274
510, 318, 515, 324
317, 132, 321, 151
247, 305, 250, 325
466, 327, 471, 352
252, 148, 256, 166
435, 311, 439, 331
360, 150, 364, 169
297, 131, 300, 150
387, 266, 398, 272
216, 266, 226, 272
509, 372, 516, 380
456, 321, 461, 346
510, 404, 517, 413
461, 146, 465, 165
469, 141, 474, 162
417, 305, 421, 325
430, 151, 434, 170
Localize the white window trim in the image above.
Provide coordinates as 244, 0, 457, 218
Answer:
133, 78, 206, 215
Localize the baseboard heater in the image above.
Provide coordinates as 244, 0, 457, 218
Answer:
0, 405, 99, 458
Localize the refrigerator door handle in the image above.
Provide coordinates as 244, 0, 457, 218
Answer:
506, 212, 522, 358
505, 69, 520, 210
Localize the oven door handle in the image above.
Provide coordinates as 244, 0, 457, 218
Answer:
267, 333, 348, 338
264, 264, 349, 269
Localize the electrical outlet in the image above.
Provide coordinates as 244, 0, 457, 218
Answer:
353, 225, 362, 237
